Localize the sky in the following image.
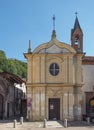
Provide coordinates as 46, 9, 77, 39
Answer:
0, 0, 94, 62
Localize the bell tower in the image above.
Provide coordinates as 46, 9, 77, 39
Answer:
71, 13, 83, 52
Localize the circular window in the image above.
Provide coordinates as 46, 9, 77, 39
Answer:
49, 63, 59, 76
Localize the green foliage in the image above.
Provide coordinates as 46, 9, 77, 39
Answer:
0, 50, 27, 78
0, 50, 6, 59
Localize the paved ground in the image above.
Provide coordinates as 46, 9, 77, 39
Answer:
0, 119, 94, 130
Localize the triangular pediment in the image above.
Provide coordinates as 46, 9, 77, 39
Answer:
34, 39, 76, 54
45, 44, 70, 53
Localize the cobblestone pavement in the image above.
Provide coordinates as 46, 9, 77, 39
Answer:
0, 119, 94, 130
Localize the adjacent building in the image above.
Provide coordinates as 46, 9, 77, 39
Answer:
0, 72, 26, 119
82, 57, 94, 121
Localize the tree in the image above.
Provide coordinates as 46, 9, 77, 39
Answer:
0, 50, 6, 59
0, 50, 27, 78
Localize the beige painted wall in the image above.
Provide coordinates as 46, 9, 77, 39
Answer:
25, 40, 83, 121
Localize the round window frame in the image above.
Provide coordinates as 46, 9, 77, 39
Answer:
49, 63, 59, 76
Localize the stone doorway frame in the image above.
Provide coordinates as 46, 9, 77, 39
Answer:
48, 98, 60, 120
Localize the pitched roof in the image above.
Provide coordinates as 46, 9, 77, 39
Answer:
0, 72, 26, 84
82, 56, 94, 65
71, 16, 82, 34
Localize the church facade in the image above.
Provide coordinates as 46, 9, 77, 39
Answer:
24, 15, 86, 121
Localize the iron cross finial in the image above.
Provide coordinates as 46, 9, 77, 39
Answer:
53, 14, 55, 30
75, 12, 78, 16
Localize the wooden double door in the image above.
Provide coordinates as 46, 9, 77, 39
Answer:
49, 98, 60, 120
